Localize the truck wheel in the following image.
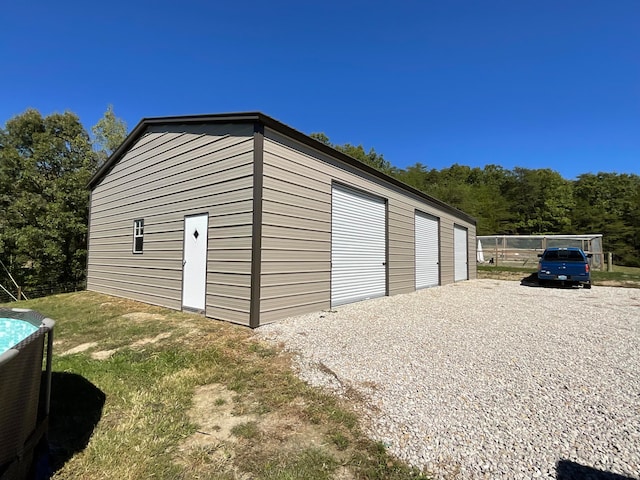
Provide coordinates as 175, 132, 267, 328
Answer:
584, 283, 592, 289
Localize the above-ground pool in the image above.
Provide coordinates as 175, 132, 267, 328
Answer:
0, 318, 39, 355
0, 308, 55, 480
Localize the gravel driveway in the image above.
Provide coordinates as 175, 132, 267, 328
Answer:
257, 280, 640, 479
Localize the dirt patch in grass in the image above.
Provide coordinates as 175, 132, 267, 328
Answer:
177, 382, 352, 479
74, 332, 173, 360
122, 312, 167, 321
130, 331, 172, 348
91, 349, 117, 360
183, 384, 257, 446
258, 409, 327, 450
59, 341, 98, 356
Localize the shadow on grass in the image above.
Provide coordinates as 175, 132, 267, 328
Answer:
46, 372, 106, 473
556, 460, 636, 480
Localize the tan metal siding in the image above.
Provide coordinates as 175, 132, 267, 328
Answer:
468, 230, 478, 280
259, 139, 332, 320
92, 135, 251, 201
261, 128, 476, 321
262, 224, 327, 243
87, 123, 254, 325
259, 301, 328, 324
91, 169, 254, 221
87, 277, 182, 310
439, 221, 455, 284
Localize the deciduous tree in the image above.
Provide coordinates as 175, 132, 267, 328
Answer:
92, 104, 127, 166
0, 109, 98, 288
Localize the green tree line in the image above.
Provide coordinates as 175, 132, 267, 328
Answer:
314, 134, 640, 267
0, 107, 126, 292
1, 109, 638, 295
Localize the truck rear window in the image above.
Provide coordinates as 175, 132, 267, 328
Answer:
542, 250, 585, 262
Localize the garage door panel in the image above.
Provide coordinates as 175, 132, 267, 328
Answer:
454, 225, 468, 282
415, 212, 440, 289
331, 185, 386, 306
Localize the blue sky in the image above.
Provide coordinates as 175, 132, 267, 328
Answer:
1, 1, 638, 180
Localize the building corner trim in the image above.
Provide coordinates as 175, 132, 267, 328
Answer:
86, 190, 93, 287
249, 123, 264, 328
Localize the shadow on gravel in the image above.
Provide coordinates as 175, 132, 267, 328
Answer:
556, 460, 636, 480
520, 272, 542, 287
520, 273, 584, 289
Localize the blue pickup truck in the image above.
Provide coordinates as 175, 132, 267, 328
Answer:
537, 247, 592, 289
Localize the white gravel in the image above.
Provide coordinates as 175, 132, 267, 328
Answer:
257, 280, 640, 479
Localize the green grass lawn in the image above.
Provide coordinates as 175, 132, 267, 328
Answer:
605, 264, 640, 275
3, 292, 429, 480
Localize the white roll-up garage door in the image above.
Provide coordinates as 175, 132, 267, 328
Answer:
331, 184, 386, 306
415, 212, 439, 289
454, 225, 468, 282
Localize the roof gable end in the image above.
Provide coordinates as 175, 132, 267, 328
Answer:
88, 112, 475, 225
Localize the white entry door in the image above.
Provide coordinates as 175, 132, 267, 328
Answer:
454, 225, 468, 282
182, 214, 208, 312
331, 185, 387, 306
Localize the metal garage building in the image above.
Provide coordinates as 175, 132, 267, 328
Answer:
87, 112, 476, 327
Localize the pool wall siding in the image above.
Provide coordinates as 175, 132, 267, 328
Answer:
0, 309, 54, 479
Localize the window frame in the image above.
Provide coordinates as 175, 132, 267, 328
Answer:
133, 219, 144, 254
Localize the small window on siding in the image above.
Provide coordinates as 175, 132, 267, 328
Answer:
133, 219, 144, 253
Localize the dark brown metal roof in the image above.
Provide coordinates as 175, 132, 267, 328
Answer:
88, 112, 476, 225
